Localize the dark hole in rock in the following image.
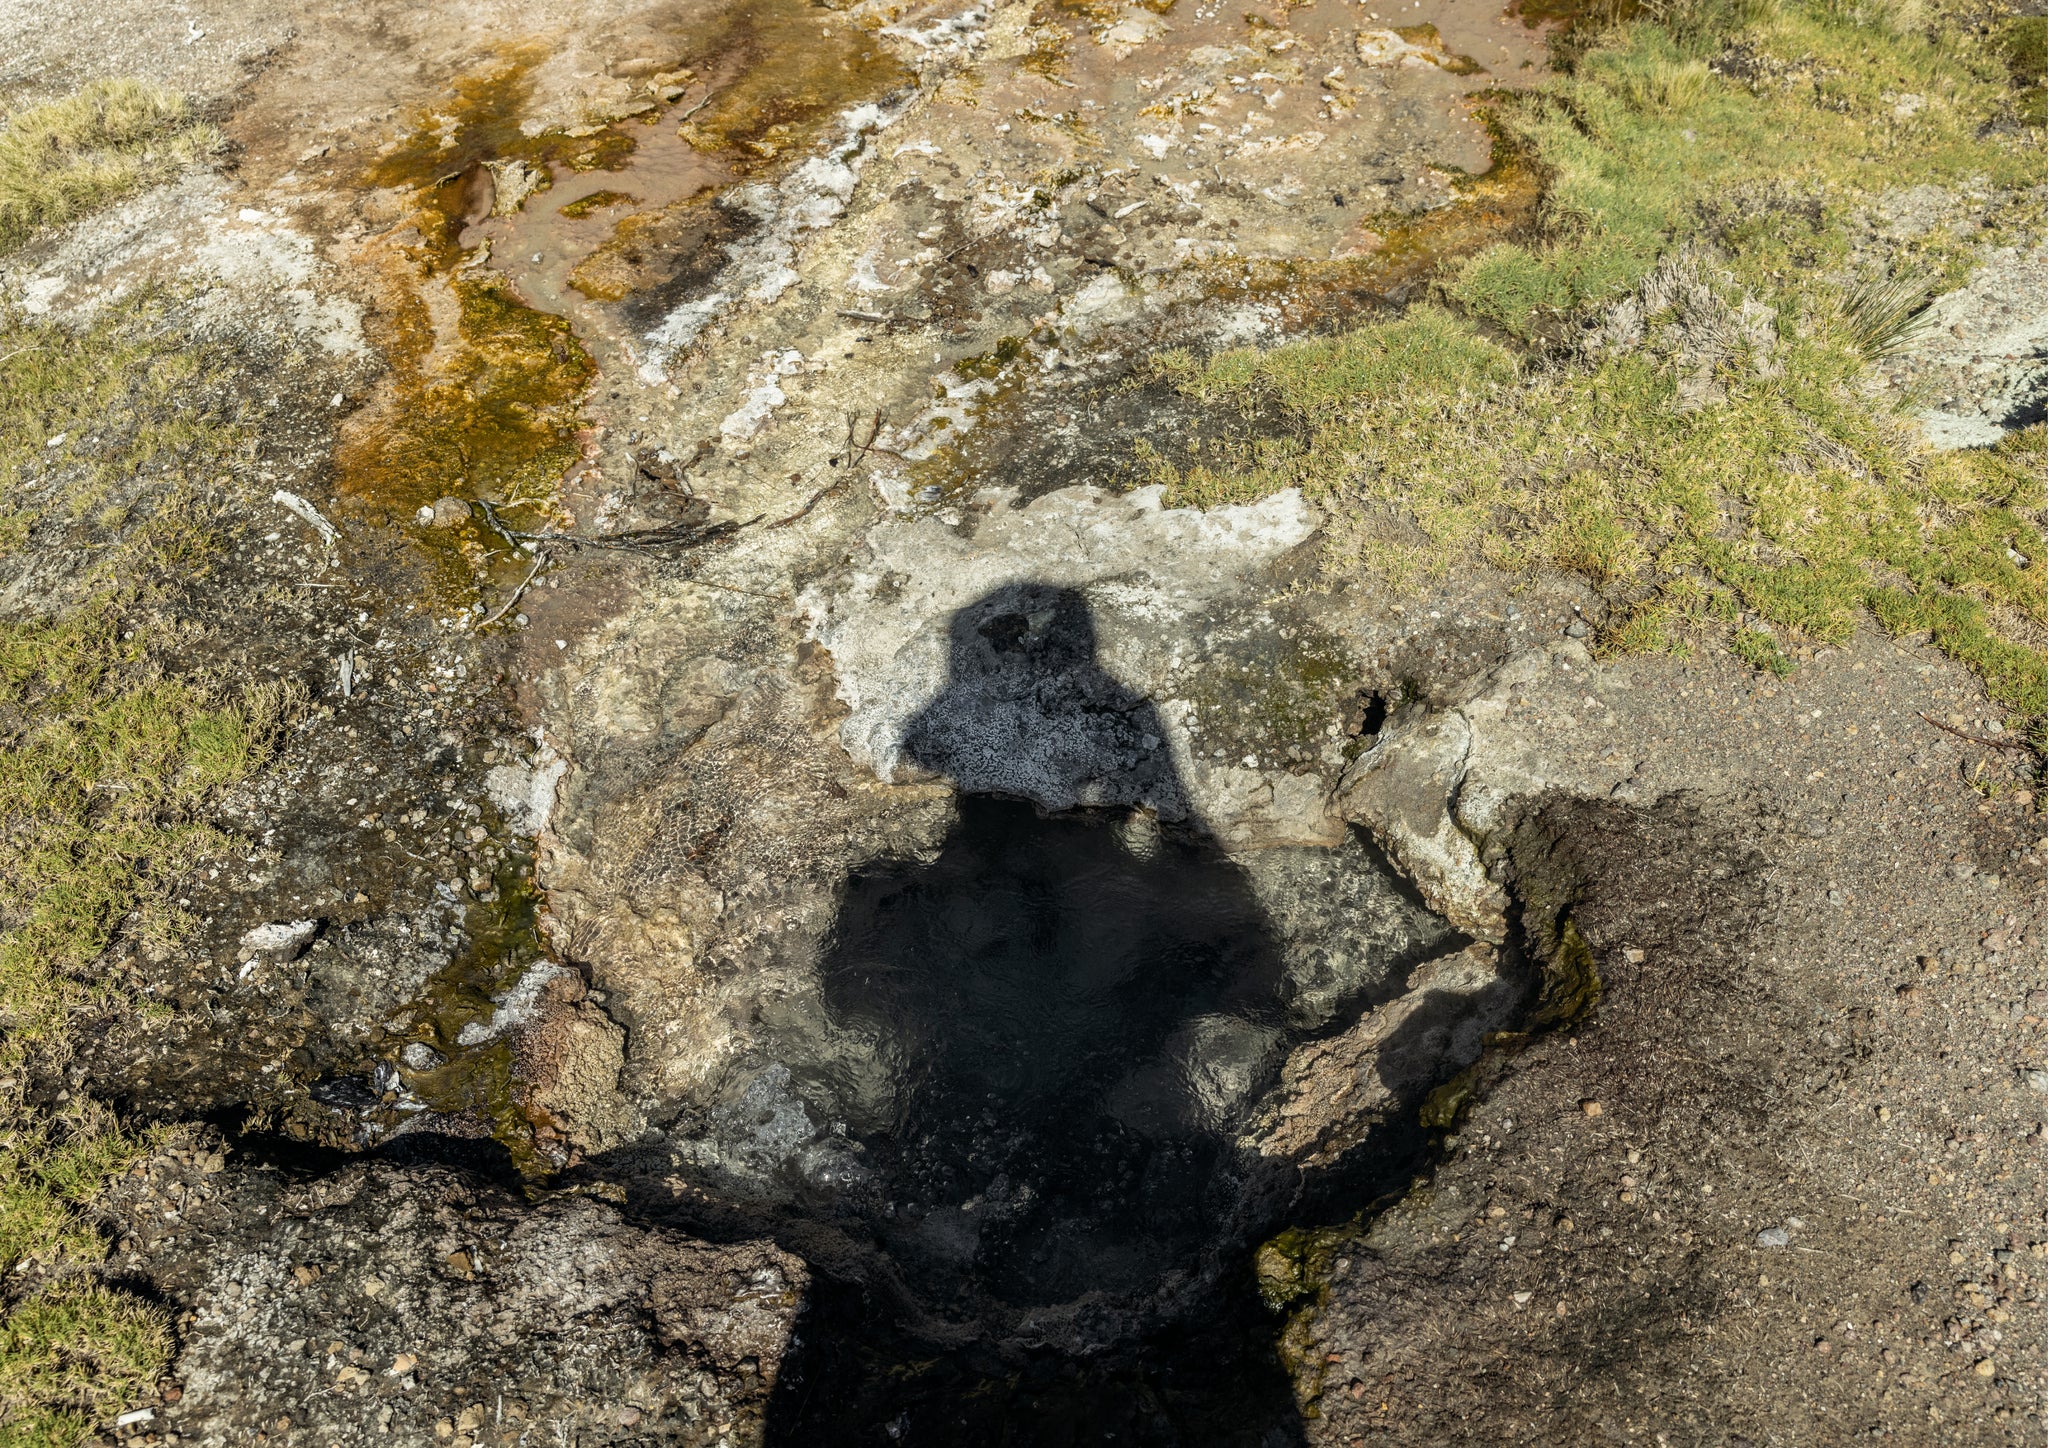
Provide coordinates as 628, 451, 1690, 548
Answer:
1357, 689, 1391, 739
644, 587, 1515, 1444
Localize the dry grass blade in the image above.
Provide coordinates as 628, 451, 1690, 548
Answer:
1836, 272, 1936, 360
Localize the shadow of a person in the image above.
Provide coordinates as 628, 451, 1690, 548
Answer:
766, 584, 1309, 1447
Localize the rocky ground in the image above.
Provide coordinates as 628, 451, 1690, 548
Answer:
3, 0, 2048, 1443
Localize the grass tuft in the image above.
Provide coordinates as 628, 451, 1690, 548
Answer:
0, 1278, 172, 1446
0, 81, 217, 255
1831, 272, 1937, 360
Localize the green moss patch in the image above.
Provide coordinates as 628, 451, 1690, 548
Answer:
2004, 15, 2048, 87
0, 285, 289, 1439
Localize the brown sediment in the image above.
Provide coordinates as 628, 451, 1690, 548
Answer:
670, 0, 910, 168
338, 0, 917, 472
1507, 0, 1637, 35
1019, 4, 1077, 80
474, 0, 919, 364
1343, 105, 1544, 296
1050, 0, 1129, 21
565, 188, 748, 305
360, 48, 638, 264
1391, 23, 1487, 75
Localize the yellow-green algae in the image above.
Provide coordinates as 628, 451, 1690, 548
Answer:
342, 50, 607, 538
333, 267, 595, 525
397, 852, 561, 1182
557, 188, 639, 219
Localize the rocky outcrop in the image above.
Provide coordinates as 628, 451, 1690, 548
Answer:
1247, 943, 1521, 1168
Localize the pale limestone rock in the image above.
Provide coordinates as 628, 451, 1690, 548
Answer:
1336, 709, 1508, 940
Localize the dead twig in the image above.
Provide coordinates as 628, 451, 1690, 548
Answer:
636, 440, 709, 495
766, 479, 849, 530
764, 411, 888, 529
843, 407, 908, 466
473, 498, 755, 554
1918, 713, 2036, 754
476, 548, 549, 630
474, 499, 526, 555
560, 517, 755, 549
684, 577, 794, 602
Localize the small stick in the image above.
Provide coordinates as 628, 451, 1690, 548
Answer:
764, 476, 850, 530
473, 497, 750, 552
1918, 712, 2036, 754
685, 577, 794, 602
474, 498, 526, 554
675, 87, 717, 123
476, 549, 548, 630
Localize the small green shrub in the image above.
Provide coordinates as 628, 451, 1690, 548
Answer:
1731, 627, 1796, 675
1617, 56, 1718, 111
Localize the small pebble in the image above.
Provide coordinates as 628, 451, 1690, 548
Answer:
1579, 1099, 1603, 1117
1756, 1227, 1790, 1249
